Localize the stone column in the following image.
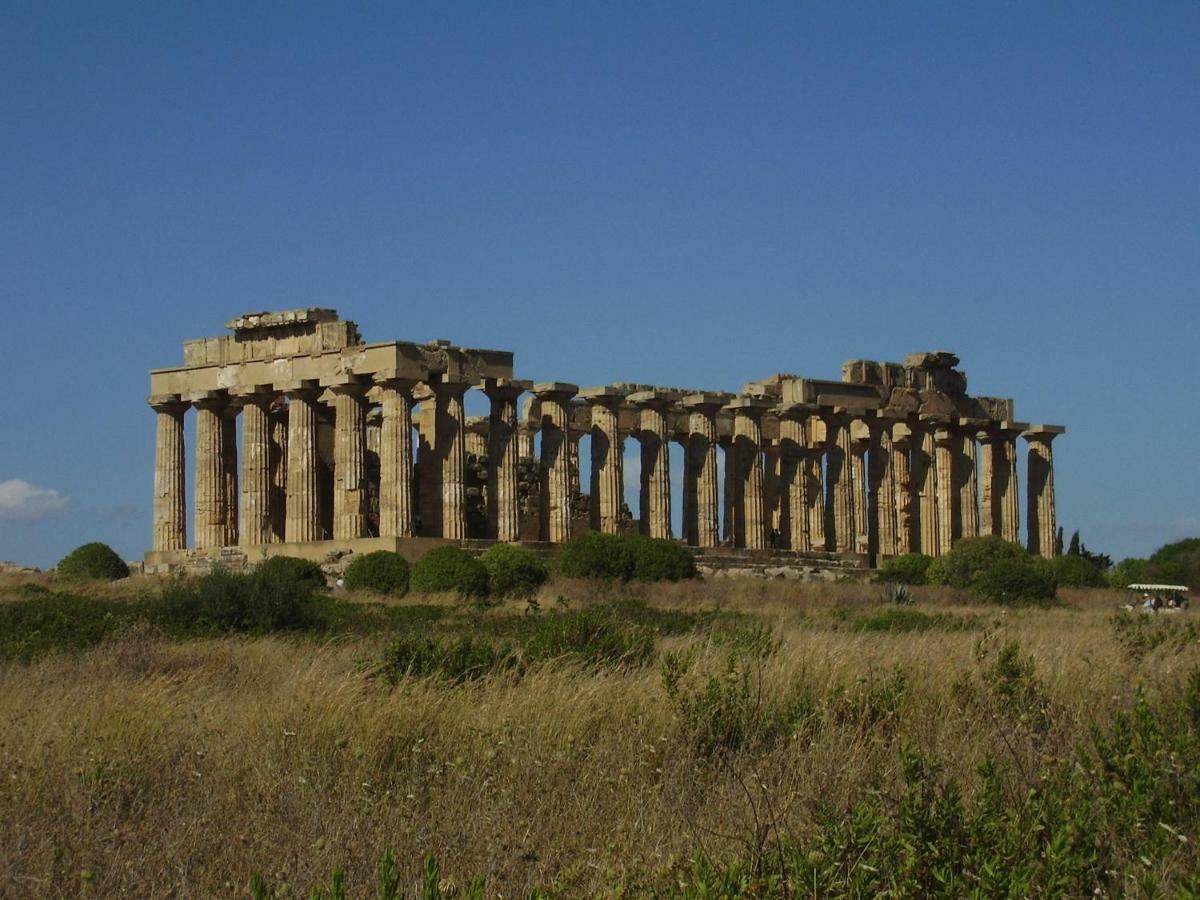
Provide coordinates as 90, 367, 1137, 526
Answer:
629, 391, 673, 540
329, 382, 369, 540
237, 391, 274, 547
777, 412, 808, 552
433, 376, 471, 541
518, 395, 538, 460
728, 397, 771, 550
934, 427, 957, 554
580, 387, 627, 535
999, 427, 1021, 545
269, 402, 288, 542
763, 439, 782, 547
872, 420, 897, 559
1024, 426, 1064, 558
681, 396, 723, 549
823, 412, 856, 553
977, 428, 1001, 538
376, 375, 417, 539
192, 394, 228, 550
912, 419, 940, 556
221, 404, 239, 547
804, 415, 828, 551
721, 435, 739, 544
481, 379, 529, 542
849, 417, 871, 555
150, 395, 187, 552
891, 423, 914, 555
284, 387, 322, 543
533, 383, 577, 543
955, 423, 981, 541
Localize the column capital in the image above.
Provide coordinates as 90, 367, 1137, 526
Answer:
188, 390, 230, 411
230, 385, 276, 408
481, 377, 532, 401
148, 393, 187, 414
374, 369, 421, 392
681, 391, 734, 412
533, 381, 579, 401
1022, 424, 1066, 443
628, 389, 678, 410
725, 396, 773, 419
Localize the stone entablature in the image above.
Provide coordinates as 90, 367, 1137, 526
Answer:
148, 311, 1065, 569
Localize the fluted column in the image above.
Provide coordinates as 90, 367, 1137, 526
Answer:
284, 387, 322, 543
329, 382, 368, 540
721, 436, 739, 544
777, 413, 808, 552
1000, 428, 1021, 544
269, 402, 288, 542
955, 423, 981, 540
629, 391, 673, 540
150, 395, 187, 552
192, 394, 228, 550
680, 395, 725, 549
433, 376, 470, 541
221, 404, 239, 546
912, 419, 940, 556
891, 424, 914, 555
376, 376, 417, 539
728, 397, 771, 550
804, 416, 828, 551
978, 428, 1001, 538
580, 388, 627, 535
237, 392, 274, 546
484, 378, 530, 541
534, 383, 578, 543
934, 427, 957, 554
824, 412, 855, 553
849, 417, 870, 555
1025, 426, 1064, 558
518, 395, 538, 460
872, 420, 897, 559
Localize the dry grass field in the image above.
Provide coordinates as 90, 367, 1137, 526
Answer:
1, 573, 1198, 897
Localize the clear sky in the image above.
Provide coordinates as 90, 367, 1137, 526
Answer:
1, 1, 1197, 569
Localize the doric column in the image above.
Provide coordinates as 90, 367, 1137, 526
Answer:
465, 417, 488, 461
580, 387, 627, 535
977, 426, 1006, 539
221, 404, 239, 546
720, 435, 739, 544
912, 419, 940, 556
804, 416, 828, 552
413, 385, 438, 536
891, 423, 914, 555
955, 421, 981, 541
763, 438, 782, 547
934, 426, 957, 554
728, 397, 772, 550
823, 411, 856, 553
375, 375, 417, 539
1024, 425, 1064, 558
872, 419, 897, 559
629, 390, 673, 540
237, 390, 274, 547
999, 427, 1021, 544
192, 393, 228, 550
777, 411, 808, 552
328, 381, 369, 540
533, 383, 578, 543
433, 375, 471, 541
681, 394, 726, 548
849, 417, 871, 555
483, 379, 530, 541
518, 395, 538, 460
150, 395, 187, 552
284, 386, 322, 543
269, 401, 288, 542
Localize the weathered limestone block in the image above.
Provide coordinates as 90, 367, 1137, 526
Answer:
150, 395, 187, 552
375, 375, 417, 539
284, 387, 323, 543
1024, 425, 1064, 558
237, 391, 274, 546
728, 397, 772, 550
580, 387, 627, 536
534, 383, 578, 543
484, 378, 531, 542
629, 390, 674, 540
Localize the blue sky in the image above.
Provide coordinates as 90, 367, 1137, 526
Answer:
1, 1, 1197, 568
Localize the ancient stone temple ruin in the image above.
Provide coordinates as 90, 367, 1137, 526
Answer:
146, 310, 1065, 574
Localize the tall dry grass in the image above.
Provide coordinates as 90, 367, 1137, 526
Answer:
0, 576, 1192, 896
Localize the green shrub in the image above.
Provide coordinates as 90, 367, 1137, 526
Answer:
157, 567, 335, 634
1145, 537, 1200, 589
926, 536, 1027, 589
480, 543, 548, 598
0, 588, 140, 661
380, 634, 515, 683
1052, 553, 1108, 588
343, 551, 410, 596
523, 607, 655, 668
410, 546, 489, 599
255, 555, 327, 590
969, 556, 1057, 605
632, 538, 697, 582
1109, 556, 1149, 589
555, 532, 638, 582
56, 542, 129, 581
876, 553, 933, 585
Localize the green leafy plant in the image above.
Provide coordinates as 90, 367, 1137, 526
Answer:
480, 543, 548, 598
555, 532, 639, 581
343, 550, 410, 596
969, 556, 1057, 605
926, 536, 1028, 589
56, 542, 129, 581
632, 537, 698, 582
876, 553, 933, 585
156, 566, 337, 634
410, 546, 489, 599
1051, 553, 1108, 588
255, 555, 327, 590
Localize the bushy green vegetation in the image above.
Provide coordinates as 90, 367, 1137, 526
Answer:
926, 536, 1057, 605
0, 584, 140, 660
1051, 552, 1109, 587
343, 551, 410, 596
158, 566, 339, 635
479, 543, 548, 598
1112, 537, 1200, 590
876, 553, 933, 585
409, 546, 489, 599
56, 542, 129, 581
632, 537, 697, 582
255, 555, 327, 589
556, 533, 698, 583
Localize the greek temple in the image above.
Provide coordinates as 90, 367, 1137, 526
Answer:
145, 309, 1064, 573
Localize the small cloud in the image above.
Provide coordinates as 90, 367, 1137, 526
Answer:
0, 479, 69, 523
